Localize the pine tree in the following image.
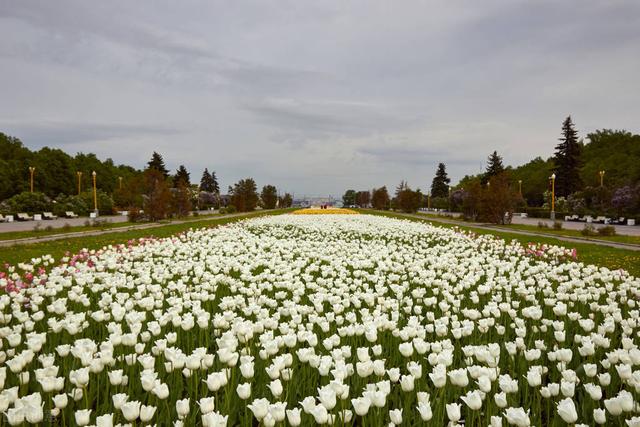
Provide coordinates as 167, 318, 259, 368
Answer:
553, 116, 583, 197
482, 151, 504, 184
210, 170, 220, 194
174, 165, 190, 187
146, 152, 169, 178
199, 168, 216, 192
430, 163, 451, 198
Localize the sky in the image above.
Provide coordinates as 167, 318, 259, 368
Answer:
1, 1, 639, 197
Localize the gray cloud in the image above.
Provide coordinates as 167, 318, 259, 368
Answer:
0, 0, 639, 196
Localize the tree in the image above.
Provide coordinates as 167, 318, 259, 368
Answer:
210, 171, 220, 194
200, 168, 215, 192
261, 185, 278, 209
146, 152, 169, 178
482, 151, 505, 185
174, 165, 190, 187
142, 169, 172, 221
481, 172, 517, 224
431, 163, 451, 198
371, 186, 390, 210
229, 178, 259, 212
553, 116, 583, 197
356, 191, 371, 208
342, 189, 356, 207
278, 193, 293, 208
171, 180, 192, 217
394, 181, 421, 213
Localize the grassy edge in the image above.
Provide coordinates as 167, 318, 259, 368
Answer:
0, 209, 296, 267
359, 209, 640, 277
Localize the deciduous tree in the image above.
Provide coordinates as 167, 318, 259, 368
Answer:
261, 185, 278, 209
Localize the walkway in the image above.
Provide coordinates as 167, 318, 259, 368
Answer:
372, 210, 640, 252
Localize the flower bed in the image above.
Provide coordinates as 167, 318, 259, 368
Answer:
292, 208, 358, 215
0, 214, 638, 426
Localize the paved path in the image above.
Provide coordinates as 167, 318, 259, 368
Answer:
0, 210, 263, 248
371, 210, 640, 251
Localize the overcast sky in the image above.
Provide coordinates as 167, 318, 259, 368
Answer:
1, 1, 639, 196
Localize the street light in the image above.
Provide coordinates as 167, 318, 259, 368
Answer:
77, 171, 83, 195
550, 173, 556, 220
29, 166, 35, 192
518, 179, 522, 196
92, 171, 98, 214
448, 186, 452, 212
599, 170, 605, 187
118, 176, 123, 190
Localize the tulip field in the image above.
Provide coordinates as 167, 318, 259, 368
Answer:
2, 213, 640, 426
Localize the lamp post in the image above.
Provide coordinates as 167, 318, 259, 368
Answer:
518, 179, 522, 196
77, 171, 83, 195
448, 186, 452, 213
550, 173, 556, 220
29, 166, 35, 192
92, 171, 98, 214
118, 176, 123, 190
599, 170, 605, 187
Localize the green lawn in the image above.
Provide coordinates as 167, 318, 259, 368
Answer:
0, 212, 227, 241
0, 209, 294, 266
412, 211, 640, 245
496, 222, 640, 245
360, 209, 640, 277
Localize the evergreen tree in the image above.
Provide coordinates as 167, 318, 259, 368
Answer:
146, 152, 169, 178
210, 170, 220, 194
174, 165, 190, 187
430, 163, 451, 198
261, 185, 278, 209
199, 168, 215, 192
482, 151, 504, 184
553, 116, 583, 197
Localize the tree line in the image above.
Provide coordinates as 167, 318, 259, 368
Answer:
344, 117, 640, 222
0, 133, 293, 220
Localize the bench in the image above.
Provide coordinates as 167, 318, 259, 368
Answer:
16, 213, 33, 221
43, 212, 58, 220
65, 211, 78, 218
0, 214, 9, 223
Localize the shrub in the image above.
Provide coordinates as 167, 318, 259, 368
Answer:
597, 225, 616, 236
218, 207, 227, 215
62, 223, 72, 231
53, 194, 90, 217
45, 225, 53, 232
553, 221, 563, 230
127, 208, 145, 223
225, 205, 237, 214
6, 192, 51, 214
537, 221, 549, 229
581, 224, 598, 236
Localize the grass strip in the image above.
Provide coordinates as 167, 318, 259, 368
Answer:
361, 209, 640, 277
0, 209, 294, 266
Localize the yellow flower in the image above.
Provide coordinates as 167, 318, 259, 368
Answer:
292, 208, 358, 215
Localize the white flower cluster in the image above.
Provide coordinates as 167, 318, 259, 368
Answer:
0, 214, 639, 426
